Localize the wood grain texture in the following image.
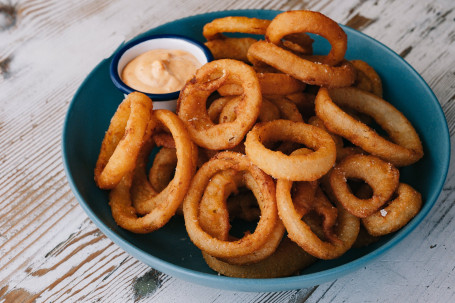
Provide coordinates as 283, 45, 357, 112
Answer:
0, 0, 454, 302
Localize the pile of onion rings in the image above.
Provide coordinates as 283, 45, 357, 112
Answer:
94, 10, 424, 279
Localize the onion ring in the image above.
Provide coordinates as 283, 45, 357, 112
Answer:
314, 87, 423, 166
222, 223, 285, 265
132, 123, 198, 216
283, 92, 316, 118
199, 169, 262, 231
278, 148, 338, 243
152, 131, 176, 149
258, 98, 281, 122
329, 154, 400, 218
336, 146, 366, 162
148, 147, 177, 192
183, 151, 278, 258
248, 40, 356, 88
280, 32, 314, 55
293, 182, 340, 244
202, 238, 316, 278
178, 59, 262, 150
362, 183, 422, 236
217, 96, 240, 124
308, 116, 344, 150
218, 72, 305, 96
216, 96, 281, 124
205, 37, 258, 62
244, 119, 336, 181
203, 16, 271, 40
266, 96, 303, 122
351, 60, 383, 97
307, 115, 364, 162
199, 169, 240, 240
94, 92, 153, 189
109, 109, 196, 233
220, 172, 285, 265
207, 96, 236, 123
276, 181, 360, 259
266, 10, 347, 66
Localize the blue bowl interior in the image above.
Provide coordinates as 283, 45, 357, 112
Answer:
62, 10, 450, 292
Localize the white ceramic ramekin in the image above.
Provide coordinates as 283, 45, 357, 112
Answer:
110, 34, 213, 111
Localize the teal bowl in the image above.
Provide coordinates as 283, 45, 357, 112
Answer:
62, 10, 450, 292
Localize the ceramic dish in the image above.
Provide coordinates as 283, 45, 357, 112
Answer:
62, 9, 450, 292
110, 34, 213, 111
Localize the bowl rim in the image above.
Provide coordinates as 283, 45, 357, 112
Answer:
62, 9, 451, 292
109, 33, 214, 101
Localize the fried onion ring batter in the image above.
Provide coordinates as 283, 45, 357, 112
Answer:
329, 154, 400, 218
109, 109, 196, 233
94, 92, 153, 189
244, 120, 336, 181
315, 87, 423, 166
362, 183, 422, 236
183, 151, 278, 259
178, 59, 262, 150
266, 10, 347, 66
248, 41, 356, 88
276, 182, 360, 259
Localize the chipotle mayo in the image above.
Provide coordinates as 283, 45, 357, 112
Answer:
121, 49, 201, 94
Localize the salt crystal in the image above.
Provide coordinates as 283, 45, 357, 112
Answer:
380, 209, 388, 217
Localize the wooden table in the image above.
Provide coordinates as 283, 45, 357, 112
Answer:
1, 0, 454, 302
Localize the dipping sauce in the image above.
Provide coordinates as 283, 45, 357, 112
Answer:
121, 49, 202, 94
